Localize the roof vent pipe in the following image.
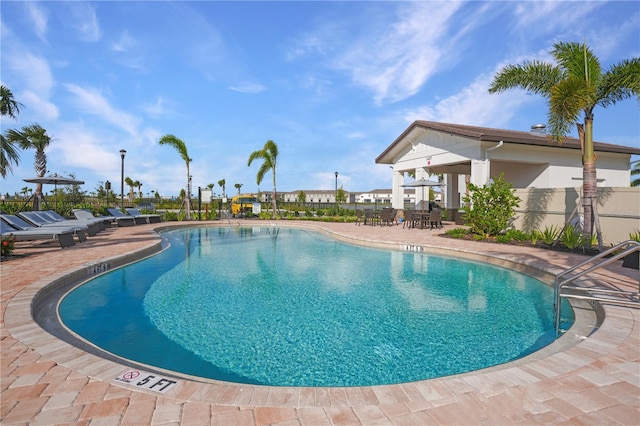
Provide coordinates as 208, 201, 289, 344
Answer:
530, 123, 547, 136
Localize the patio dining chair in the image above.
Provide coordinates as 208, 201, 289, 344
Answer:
355, 210, 364, 226
428, 209, 442, 230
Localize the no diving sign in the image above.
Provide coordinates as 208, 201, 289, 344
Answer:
114, 370, 178, 393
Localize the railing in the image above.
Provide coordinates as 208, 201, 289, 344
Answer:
553, 240, 640, 333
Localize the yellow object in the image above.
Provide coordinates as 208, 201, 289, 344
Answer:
231, 195, 257, 216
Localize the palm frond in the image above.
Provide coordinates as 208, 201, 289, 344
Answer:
0, 133, 21, 178
597, 57, 640, 107
548, 77, 589, 141
159, 134, 190, 164
488, 60, 563, 96
552, 41, 602, 89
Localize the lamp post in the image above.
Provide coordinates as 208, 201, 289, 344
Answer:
105, 181, 111, 208
335, 171, 339, 211
120, 149, 126, 209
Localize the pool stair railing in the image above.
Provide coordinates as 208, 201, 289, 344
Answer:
553, 240, 640, 334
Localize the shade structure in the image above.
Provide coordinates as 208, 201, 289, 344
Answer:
401, 178, 444, 212
23, 173, 84, 186
23, 173, 84, 211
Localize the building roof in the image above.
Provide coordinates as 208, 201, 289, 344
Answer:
376, 120, 640, 164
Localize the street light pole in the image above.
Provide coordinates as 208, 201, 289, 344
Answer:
120, 149, 126, 209
335, 171, 339, 211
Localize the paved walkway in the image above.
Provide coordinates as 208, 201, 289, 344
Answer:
1, 220, 638, 425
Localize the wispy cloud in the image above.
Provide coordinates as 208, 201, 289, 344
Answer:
288, 2, 479, 105
64, 84, 141, 138
229, 82, 266, 94
68, 2, 101, 42
335, 2, 469, 104
142, 96, 178, 119
25, 2, 48, 42
111, 31, 135, 52
6, 52, 58, 120
402, 71, 532, 129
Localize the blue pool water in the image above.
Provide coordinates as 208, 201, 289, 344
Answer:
59, 226, 574, 387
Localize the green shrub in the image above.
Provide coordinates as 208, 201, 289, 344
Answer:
164, 211, 178, 221
444, 227, 470, 239
530, 229, 541, 245
496, 234, 512, 243
538, 225, 561, 245
560, 226, 588, 249
461, 173, 520, 238
505, 229, 530, 241
629, 229, 640, 242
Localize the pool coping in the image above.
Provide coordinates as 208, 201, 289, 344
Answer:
2, 220, 639, 424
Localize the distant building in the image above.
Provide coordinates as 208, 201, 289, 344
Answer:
257, 189, 418, 204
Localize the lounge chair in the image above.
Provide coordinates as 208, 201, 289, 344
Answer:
1, 220, 76, 249
18, 211, 99, 237
107, 208, 147, 225
1, 215, 82, 246
125, 208, 162, 224
73, 209, 128, 228
40, 210, 105, 234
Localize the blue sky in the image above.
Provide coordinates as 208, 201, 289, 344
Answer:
1, 1, 639, 199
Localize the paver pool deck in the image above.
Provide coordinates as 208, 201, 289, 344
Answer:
1, 220, 638, 425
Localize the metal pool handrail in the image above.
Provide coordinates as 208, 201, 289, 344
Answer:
553, 240, 640, 333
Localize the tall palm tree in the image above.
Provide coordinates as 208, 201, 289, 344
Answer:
5, 124, 52, 210
124, 177, 134, 202
133, 180, 142, 199
1, 85, 24, 178
489, 41, 639, 247
248, 140, 279, 219
159, 134, 192, 220
218, 179, 226, 198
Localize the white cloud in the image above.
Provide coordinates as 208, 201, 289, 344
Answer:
332, 2, 466, 105
64, 84, 141, 138
228, 82, 266, 94
68, 2, 101, 42
5, 52, 58, 120
111, 31, 135, 52
53, 122, 122, 174
9, 52, 54, 94
402, 72, 532, 128
26, 2, 48, 42
20, 91, 58, 121
142, 96, 171, 119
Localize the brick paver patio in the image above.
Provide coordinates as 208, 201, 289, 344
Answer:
1, 220, 638, 425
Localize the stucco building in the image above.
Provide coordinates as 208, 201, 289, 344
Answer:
376, 121, 640, 211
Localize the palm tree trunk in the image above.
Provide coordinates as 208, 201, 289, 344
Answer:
185, 163, 191, 220
581, 117, 598, 247
34, 183, 43, 211
271, 171, 277, 219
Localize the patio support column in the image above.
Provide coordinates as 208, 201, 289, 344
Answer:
470, 159, 486, 187
444, 173, 460, 210
415, 168, 429, 206
392, 170, 404, 209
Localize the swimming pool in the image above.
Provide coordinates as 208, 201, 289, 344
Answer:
59, 226, 574, 387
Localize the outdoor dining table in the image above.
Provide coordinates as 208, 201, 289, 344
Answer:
408, 211, 429, 229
